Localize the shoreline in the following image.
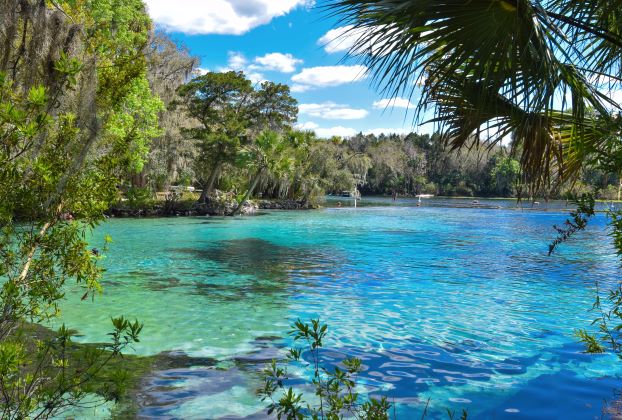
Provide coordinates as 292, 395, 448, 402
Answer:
104, 195, 617, 218
105, 199, 318, 218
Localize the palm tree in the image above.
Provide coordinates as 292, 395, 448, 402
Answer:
231, 131, 295, 215
326, 0, 622, 194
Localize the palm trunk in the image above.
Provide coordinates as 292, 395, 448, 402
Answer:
231, 170, 261, 216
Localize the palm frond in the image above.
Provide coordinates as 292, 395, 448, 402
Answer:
324, 0, 622, 188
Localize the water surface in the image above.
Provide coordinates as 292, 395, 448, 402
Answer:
56, 200, 621, 418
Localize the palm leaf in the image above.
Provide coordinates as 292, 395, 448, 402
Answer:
324, 0, 622, 189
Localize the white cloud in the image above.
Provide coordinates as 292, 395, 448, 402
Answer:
315, 126, 358, 138
220, 51, 302, 83
227, 51, 247, 69
252, 53, 302, 73
299, 102, 368, 120
220, 52, 266, 84
318, 25, 394, 56
291, 65, 367, 91
295, 121, 319, 130
363, 128, 411, 136
373, 97, 414, 109
291, 84, 311, 93
193, 67, 209, 76
145, 0, 312, 35
318, 26, 357, 54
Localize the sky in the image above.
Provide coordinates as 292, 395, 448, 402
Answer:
144, 0, 432, 138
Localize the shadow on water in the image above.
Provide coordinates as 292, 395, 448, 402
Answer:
130, 333, 621, 419
175, 238, 344, 282
135, 336, 289, 419
110, 239, 343, 299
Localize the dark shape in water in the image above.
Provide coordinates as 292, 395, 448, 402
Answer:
176, 238, 343, 282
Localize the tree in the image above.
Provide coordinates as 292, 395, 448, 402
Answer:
177, 72, 297, 202
490, 156, 521, 197
177, 71, 254, 200
327, 0, 622, 192
0, 0, 159, 416
142, 32, 199, 189
231, 131, 295, 215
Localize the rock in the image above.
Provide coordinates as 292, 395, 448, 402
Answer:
257, 199, 315, 210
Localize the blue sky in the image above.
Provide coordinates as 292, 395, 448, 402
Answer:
144, 0, 431, 138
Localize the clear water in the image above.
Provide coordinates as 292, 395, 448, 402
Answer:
54, 199, 622, 419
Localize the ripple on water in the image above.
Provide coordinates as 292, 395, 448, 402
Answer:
52, 208, 622, 418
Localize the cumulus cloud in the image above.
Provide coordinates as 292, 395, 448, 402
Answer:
251, 53, 302, 73
193, 67, 209, 76
220, 51, 303, 83
227, 52, 248, 69
145, 0, 312, 35
318, 26, 356, 54
219, 52, 266, 84
291, 84, 312, 93
318, 25, 394, 55
315, 126, 358, 138
373, 97, 414, 109
299, 102, 368, 120
291, 65, 367, 92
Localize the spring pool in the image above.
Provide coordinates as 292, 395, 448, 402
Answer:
55, 201, 622, 418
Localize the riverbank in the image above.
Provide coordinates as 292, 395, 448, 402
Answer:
106, 193, 618, 218
106, 198, 317, 218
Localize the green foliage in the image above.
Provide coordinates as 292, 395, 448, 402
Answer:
548, 194, 596, 256
105, 75, 164, 174
124, 186, 155, 210
176, 71, 298, 199
0, 0, 159, 416
259, 319, 391, 420
490, 157, 520, 197
576, 284, 622, 357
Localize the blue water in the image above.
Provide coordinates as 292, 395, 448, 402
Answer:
55, 199, 622, 419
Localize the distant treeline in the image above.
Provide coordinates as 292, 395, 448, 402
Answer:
324, 132, 622, 199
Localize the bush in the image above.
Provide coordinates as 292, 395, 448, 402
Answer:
259, 319, 391, 419
124, 186, 155, 209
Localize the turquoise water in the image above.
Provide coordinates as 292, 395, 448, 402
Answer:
56, 199, 622, 418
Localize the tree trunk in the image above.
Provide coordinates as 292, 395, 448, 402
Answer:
231, 170, 262, 216
199, 161, 222, 203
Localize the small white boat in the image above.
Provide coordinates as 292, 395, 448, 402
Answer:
416, 194, 434, 198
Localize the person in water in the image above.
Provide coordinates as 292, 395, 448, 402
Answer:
392, 191, 397, 201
